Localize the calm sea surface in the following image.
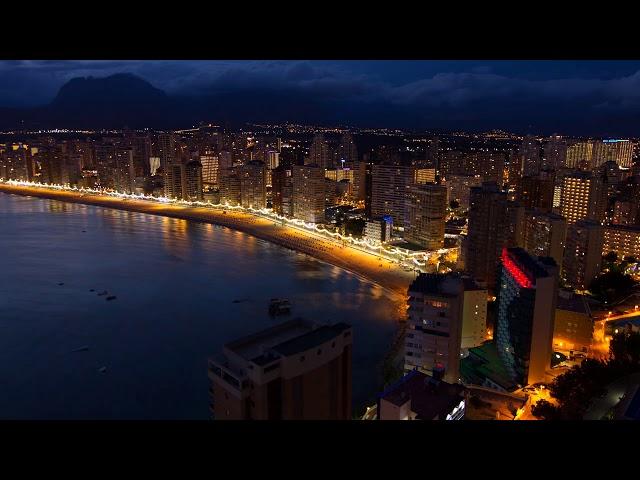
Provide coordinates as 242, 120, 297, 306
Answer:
0, 193, 402, 419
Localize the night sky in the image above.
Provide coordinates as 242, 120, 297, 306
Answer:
3, 60, 640, 135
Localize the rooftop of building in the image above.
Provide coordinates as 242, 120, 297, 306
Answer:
460, 341, 518, 392
409, 272, 464, 297
379, 370, 465, 420
224, 318, 351, 366
556, 291, 591, 316
502, 247, 555, 287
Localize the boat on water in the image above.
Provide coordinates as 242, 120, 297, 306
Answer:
269, 298, 291, 316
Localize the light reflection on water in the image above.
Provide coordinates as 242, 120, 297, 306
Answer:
0, 193, 403, 419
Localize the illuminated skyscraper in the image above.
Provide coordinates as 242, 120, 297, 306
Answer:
565, 140, 593, 170
272, 166, 293, 217
517, 172, 555, 213
371, 163, 415, 228
559, 171, 607, 224
521, 210, 567, 268
240, 161, 266, 209
466, 182, 509, 292
519, 135, 541, 177
404, 183, 447, 250
563, 220, 603, 290
200, 150, 219, 187
338, 133, 358, 166
592, 139, 634, 169
543, 135, 567, 170
495, 248, 558, 387
157, 133, 176, 171
292, 164, 325, 223
307, 133, 331, 169
405, 273, 487, 383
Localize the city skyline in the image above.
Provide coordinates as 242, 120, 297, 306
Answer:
2, 59, 640, 424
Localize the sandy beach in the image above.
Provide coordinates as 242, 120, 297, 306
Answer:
0, 183, 414, 298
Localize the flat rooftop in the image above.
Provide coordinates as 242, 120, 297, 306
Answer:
556, 293, 591, 316
224, 318, 351, 365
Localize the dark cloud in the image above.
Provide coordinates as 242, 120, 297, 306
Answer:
1, 60, 640, 135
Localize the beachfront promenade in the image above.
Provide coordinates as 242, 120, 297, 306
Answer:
0, 182, 416, 297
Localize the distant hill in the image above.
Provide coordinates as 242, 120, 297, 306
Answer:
0, 72, 416, 131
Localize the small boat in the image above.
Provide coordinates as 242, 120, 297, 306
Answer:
106, 295, 117, 301
72, 346, 89, 353
269, 298, 292, 316
98, 367, 107, 374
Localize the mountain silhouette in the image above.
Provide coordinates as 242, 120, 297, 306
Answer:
0, 72, 416, 131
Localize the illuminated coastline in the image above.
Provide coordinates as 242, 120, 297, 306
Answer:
0, 179, 459, 296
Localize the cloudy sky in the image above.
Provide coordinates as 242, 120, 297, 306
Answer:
2, 60, 640, 135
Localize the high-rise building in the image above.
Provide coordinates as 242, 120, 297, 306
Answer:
563, 220, 603, 290
157, 133, 176, 171
220, 166, 241, 206
543, 135, 567, 170
521, 210, 567, 268
565, 140, 593, 170
164, 163, 185, 199
466, 182, 509, 292
592, 139, 634, 169
405, 273, 487, 383
415, 167, 437, 185
363, 216, 393, 244
208, 318, 352, 420
553, 291, 593, 354
200, 150, 219, 187
307, 133, 331, 169
517, 172, 555, 212
292, 164, 325, 223
520, 135, 541, 176
184, 160, 203, 201
371, 164, 415, 228
338, 133, 358, 166
560, 171, 607, 224
112, 147, 135, 194
240, 161, 266, 209
444, 174, 483, 209
0, 144, 30, 181
404, 183, 447, 250
352, 160, 368, 203
613, 200, 639, 226
602, 224, 640, 260
272, 166, 293, 217
495, 248, 558, 387
266, 150, 280, 170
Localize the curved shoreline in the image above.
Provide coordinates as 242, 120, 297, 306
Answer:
0, 184, 414, 300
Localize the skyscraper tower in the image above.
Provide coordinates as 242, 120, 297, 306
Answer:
292, 164, 325, 223
404, 183, 447, 250
520, 135, 541, 177
495, 248, 558, 387
308, 133, 331, 169
466, 182, 509, 292
338, 133, 358, 166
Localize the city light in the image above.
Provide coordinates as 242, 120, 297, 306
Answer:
0, 179, 458, 272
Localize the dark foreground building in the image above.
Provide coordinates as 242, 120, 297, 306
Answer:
209, 318, 352, 420
377, 370, 466, 420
